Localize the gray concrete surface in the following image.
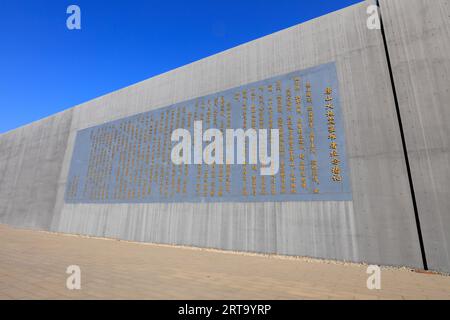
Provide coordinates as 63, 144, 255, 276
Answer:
0, 110, 73, 229
49, 1, 421, 269
2, 0, 447, 272
380, 0, 450, 273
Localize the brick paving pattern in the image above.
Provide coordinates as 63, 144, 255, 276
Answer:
0, 224, 449, 300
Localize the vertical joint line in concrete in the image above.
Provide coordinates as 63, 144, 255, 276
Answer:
376, 0, 428, 270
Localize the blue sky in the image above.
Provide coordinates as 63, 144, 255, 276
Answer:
0, 0, 362, 133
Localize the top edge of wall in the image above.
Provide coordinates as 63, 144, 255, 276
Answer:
0, 1, 367, 136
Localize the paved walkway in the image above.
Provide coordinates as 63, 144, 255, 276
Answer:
0, 224, 449, 300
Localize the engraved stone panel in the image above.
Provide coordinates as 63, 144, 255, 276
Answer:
65, 62, 351, 203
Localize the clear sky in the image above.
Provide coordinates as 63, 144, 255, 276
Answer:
0, 0, 362, 133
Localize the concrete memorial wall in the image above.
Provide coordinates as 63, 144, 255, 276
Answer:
0, 0, 448, 272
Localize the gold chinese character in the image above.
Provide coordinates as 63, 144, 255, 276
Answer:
331, 158, 340, 165
331, 166, 341, 175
